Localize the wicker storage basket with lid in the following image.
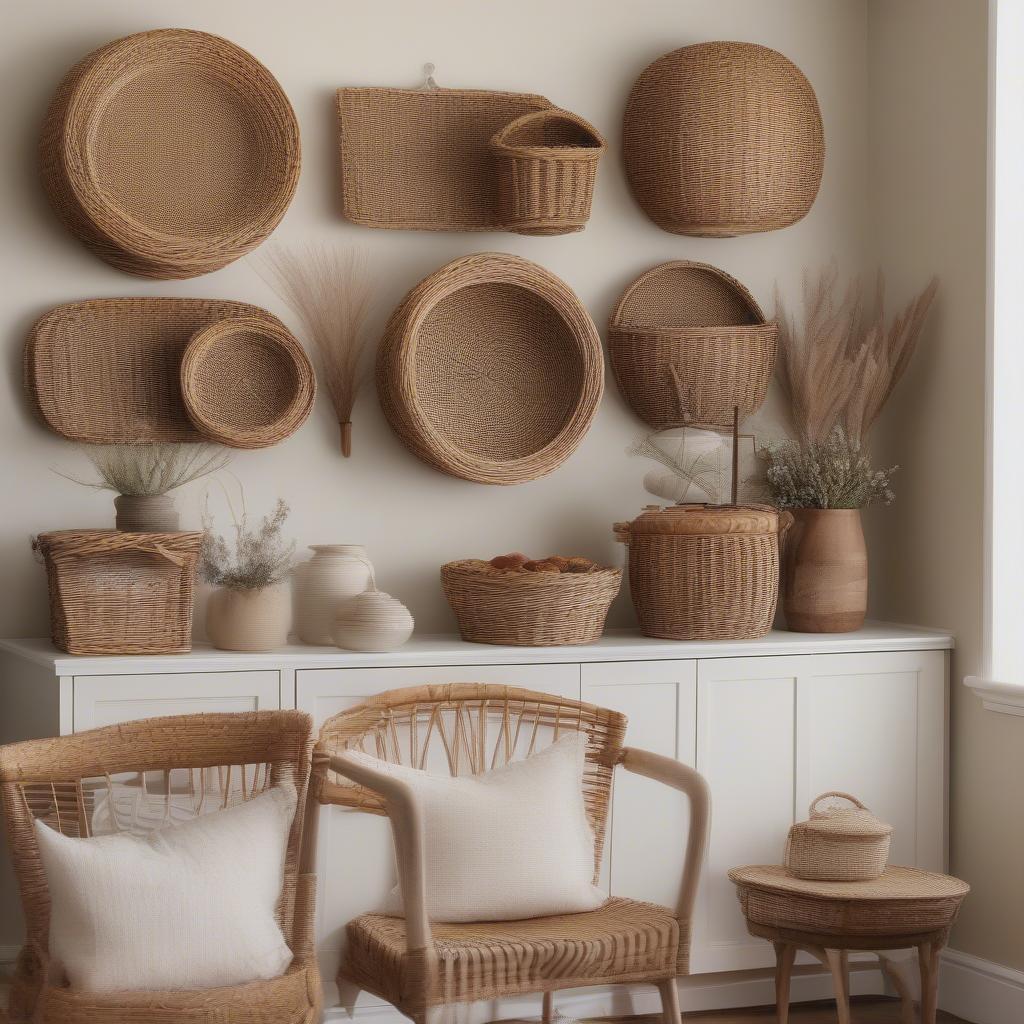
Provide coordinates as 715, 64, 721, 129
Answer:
489, 109, 606, 236
614, 504, 790, 641
34, 530, 202, 655
786, 791, 893, 882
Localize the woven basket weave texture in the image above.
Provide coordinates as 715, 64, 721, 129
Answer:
623, 41, 824, 237
377, 253, 604, 484
40, 29, 300, 279
609, 261, 777, 430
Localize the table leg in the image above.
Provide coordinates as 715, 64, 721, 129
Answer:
877, 953, 915, 1024
657, 978, 681, 1024
918, 940, 943, 1024
773, 942, 797, 1024
542, 991, 554, 1024
824, 949, 851, 1024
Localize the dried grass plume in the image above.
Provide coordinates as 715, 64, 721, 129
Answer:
56, 443, 231, 496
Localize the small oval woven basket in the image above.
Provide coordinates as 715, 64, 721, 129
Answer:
377, 253, 604, 485
180, 315, 316, 449
609, 261, 777, 429
490, 109, 606, 235
441, 560, 622, 646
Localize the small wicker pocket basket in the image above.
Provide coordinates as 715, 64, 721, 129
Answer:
441, 560, 621, 646
35, 530, 203, 655
490, 109, 606, 236
785, 791, 893, 882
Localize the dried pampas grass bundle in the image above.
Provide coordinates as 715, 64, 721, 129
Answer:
258, 245, 375, 456
775, 264, 938, 445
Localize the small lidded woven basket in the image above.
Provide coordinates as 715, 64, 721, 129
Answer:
785, 791, 893, 882
490, 109, 606, 235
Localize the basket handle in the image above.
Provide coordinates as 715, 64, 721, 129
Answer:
809, 791, 868, 817
778, 510, 794, 536
612, 522, 631, 544
62, 540, 189, 567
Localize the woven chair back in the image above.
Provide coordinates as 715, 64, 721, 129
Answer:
317, 683, 627, 880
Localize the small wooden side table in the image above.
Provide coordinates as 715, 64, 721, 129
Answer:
729, 865, 969, 1024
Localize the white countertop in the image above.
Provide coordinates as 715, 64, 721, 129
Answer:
0, 622, 954, 676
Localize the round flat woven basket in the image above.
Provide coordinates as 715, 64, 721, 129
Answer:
180, 316, 316, 449
40, 28, 300, 279
377, 253, 604, 485
609, 261, 777, 429
623, 42, 824, 237
441, 560, 622, 646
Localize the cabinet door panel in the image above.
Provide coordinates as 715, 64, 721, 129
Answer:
581, 660, 696, 904
73, 671, 280, 731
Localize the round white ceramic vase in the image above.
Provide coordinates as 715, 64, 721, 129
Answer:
334, 589, 414, 653
293, 544, 374, 645
206, 582, 291, 652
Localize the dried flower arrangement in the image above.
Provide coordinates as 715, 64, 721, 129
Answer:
200, 496, 296, 591
259, 245, 375, 456
57, 443, 230, 497
764, 265, 937, 508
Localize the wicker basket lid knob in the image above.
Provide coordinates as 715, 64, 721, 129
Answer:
799, 791, 893, 839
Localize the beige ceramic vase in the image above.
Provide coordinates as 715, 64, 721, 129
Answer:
206, 582, 291, 652
114, 494, 180, 532
783, 508, 868, 633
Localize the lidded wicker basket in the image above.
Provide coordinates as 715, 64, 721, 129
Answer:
614, 504, 790, 641
785, 792, 893, 882
35, 530, 202, 655
490, 109, 606, 235
609, 261, 777, 430
441, 559, 621, 646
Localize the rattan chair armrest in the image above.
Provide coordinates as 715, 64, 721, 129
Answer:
326, 753, 433, 952
620, 746, 711, 926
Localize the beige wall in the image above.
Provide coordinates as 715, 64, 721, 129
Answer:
865, 0, 1024, 970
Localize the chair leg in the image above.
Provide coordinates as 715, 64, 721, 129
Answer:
542, 991, 555, 1024
773, 942, 797, 1024
658, 978, 681, 1024
877, 952, 915, 1024
824, 949, 851, 1024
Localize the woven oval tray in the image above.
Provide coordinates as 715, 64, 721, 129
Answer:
41, 29, 300, 279
181, 316, 316, 449
25, 298, 291, 443
338, 87, 551, 231
623, 42, 824, 237
377, 253, 603, 484
608, 261, 777, 429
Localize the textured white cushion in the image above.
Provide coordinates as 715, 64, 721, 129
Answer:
339, 732, 605, 923
34, 783, 297, 992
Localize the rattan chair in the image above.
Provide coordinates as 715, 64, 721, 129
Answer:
0, 710, 321, 1024
315, 683, 711, 1024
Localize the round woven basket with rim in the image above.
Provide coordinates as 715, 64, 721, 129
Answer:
609, 261, 777, 430
180, 315, 316, 449
490, 109, 606, 236
377, 253, 604, 485
614, 504, 790, 641
623, 41, 824, 237
441, 560, 622, 646
40, 28, 300, 279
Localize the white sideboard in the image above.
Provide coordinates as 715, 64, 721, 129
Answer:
0, 624, 952, 1019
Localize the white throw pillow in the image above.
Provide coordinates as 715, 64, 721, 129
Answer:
338, 732, 606, 923
34, 782, 297, 992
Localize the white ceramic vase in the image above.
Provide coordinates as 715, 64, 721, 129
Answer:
293, 544, 374, 645
206, 582, 291, 652
334, 588, 414, 652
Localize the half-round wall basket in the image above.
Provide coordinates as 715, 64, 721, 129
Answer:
608, 261, 777, 429
180, 316, 316, 449
40, 28, 301, 279
377, 253, 604, 485
623, 41, 824, 237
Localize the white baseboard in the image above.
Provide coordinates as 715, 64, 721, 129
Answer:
940, 949, 1024, 1024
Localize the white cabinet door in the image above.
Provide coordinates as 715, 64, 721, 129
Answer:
297, 662, 580, 1011
581, 660, 696, 902
73, 671, 281, 731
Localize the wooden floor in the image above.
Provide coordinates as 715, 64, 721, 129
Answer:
677, 995, 968, 1023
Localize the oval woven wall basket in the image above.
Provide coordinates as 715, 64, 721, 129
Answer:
623, 41, 824, 237
40, 28, 300, 279
609, 261, 777, 430
377, 253, 604, 485
180, 316, 316, 449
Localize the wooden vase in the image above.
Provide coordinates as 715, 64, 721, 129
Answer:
783, 508, 867, 633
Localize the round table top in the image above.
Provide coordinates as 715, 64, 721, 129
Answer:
729, 864, 970, 902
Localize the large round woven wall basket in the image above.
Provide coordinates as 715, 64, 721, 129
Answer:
377, 253, 604, 485
609, 261, 777, 429
180, 316, 316, 449
623, 42, 824, 237
40, 28, 301, 279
